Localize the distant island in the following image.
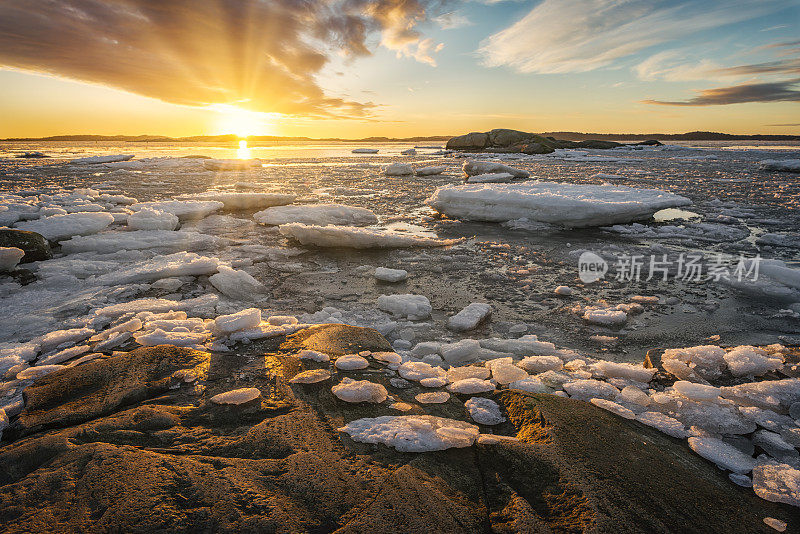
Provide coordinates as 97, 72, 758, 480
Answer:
2, 131, 799, 142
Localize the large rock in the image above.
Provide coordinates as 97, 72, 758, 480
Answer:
446, 128, 661, 154
0, 327, 793, 533
0, 229, 52, 263
445, 131, 489, 150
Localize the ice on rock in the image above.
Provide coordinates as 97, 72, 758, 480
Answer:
17, 364, 64, 380
212, 308, 262, 335
377, 294, 431, 320
415, 166, 447, 176
290, 369, 332, 384
94, 331, 132, 351
635, 412, 688, 438
339, 415, 479, 452
37, 327, 94, 353
127, 207, 179, 230
465, 397, 505, 425
16, 212, 114, 241
419, 376, 448, 388
384, 163, 413, 176
209, 266, 267, 301
462, 160, 529, 179
374, 267, 408, 282
70, 154, 134, 164
415, 391, 451, 404
688, 437, 757, 474
583, 308, 627, 326
334, 354, 370, 371
662, 345, 727, 381
372, 351, 402, 366
518, 356, 563, 374
179, 192, 295, 210
554, 285, 573, 296
479, 335, 556, 356
448, 378, 496, 394
723, 346, 783, 377
752, 460, 800, 507
60, 230, 221, 254
254, 204, 377, 226
619, 385, 651, 406
279, 223, 458, 248
427, 182, 690, 227
447, 303, 492, 332
673, 381, 721, 402
591, 398, 636, 419
721, 379, 800, 412
399, 361, 446, 382
487, 359, 529, 385
0, 247, 24, 271
332, 378, 388, 403
210, 388, 261, 405
759, 159, 800, 172
447, 366, 491, 382
509, 377, 551, 394
763, 517, 787, 532
466, 172, 514, 183
130, 200, 224, 220
563, 379, 621, 401
590, 361, 656, 383
39, 345, 90, 365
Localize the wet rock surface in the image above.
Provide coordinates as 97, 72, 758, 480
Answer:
0, 324, 794, 533
0, 228, 52, 263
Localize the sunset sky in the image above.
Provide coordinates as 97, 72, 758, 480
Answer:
0, 0, 798, 138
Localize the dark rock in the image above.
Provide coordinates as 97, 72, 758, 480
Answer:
445, 131, 489, 150
635, 139, 663, 146
518, 142, 554, 155
14, 152, 49, 159
0, 229, 52, 263
447, 128, 660, 153
644, 348, 663, 368
574, 139, 623, 149
0, 328, 794, 533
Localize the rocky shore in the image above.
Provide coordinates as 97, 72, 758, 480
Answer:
446, 128, 661, 154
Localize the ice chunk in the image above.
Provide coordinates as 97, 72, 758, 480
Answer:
134, 328, 208, 347
759, 159, 800, 172
563, 379, 620, 401
440, 339, 482, 365
619, 385, 651, 406
673, 381, 720, 402
462, 160, 529, 179
688, 437, 757, 474
591, 398, 636, 419
290, 369, 331, 384
590, 361, 655, 382
210, 388, 261, 405
447, 303, 492, 331
447, 366, 491, 382
335, 354, 369, 370
465, 397, 505, 425
479, 335, 556, 356
17, 364, 64, 380
721, 379, 800, 412
127, 207, 179, 230
37, 327, 94, 353
96, 252, 220, 285
488, 362, 528, 385
332, 378, 388, 403
129, 200, 223, 220
415, 391, 451, 404
339, 415, 479, 452
213, 308, 262, 334
752, 460, 800, 507
96, 294, 218, 318
635, 412, 688, 438
39, 345, 90, 365
753, 430, 798, 461
399, 361, 446, 382
427, 182, 691, 227
254, 204, 377, 226
518, 356, 563, 374
738, 407, 796, 433
372, 351, 402, 366
70, 154, 134, 164
419, 376, 448, 388
509, 377, 551, 394
60, 230, 221, 253
377, 294, 431, 320
415, 166, 446, 176
447, 378, 496, 394
662, 345, 726, 381
374, 267, 408, 282
179, 192, 295, 210
352, 148, 378, 154
0, 247, 24, 271
763, 517, 787, 532
385, 163, 413, 176
583, 308, 627, 326
554, 285, 572, 296
279, 223, 458, 248
209, 266, 267, 301
724, 346, 783, 377
16, 212, 114, 241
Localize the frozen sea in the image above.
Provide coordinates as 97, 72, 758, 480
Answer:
1, 138, 799, 365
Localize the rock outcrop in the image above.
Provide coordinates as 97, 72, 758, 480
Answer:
446, 128, 662, 154
0, 325, 793, 533
0, 229, 52, 263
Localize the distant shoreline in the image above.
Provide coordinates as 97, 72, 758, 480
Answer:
2, 131, 799, 143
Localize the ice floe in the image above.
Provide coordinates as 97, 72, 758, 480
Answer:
254, 204, 377, 226
339, 415, 479, 452
332, 378, 387, 403
278, 223, 458, 248
16, 212, 115, 241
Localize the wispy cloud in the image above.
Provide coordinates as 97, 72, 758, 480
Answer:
643, 79, 800, 105
434, 11, 473, 30
0, 0, 443, 117
633, 51, 721, 81
478, 0, 789, 74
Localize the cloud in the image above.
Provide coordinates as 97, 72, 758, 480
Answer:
633, 50, 721, 81
711, 58, 800, 76
643, 79, 800, 105
434, 11, 473, 30
0, 0, 443, 117
478, 0, 789, 74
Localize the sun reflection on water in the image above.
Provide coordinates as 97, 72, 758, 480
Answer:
237, 139, 252, 159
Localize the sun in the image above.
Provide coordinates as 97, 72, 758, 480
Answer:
211, 104, 275, 137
